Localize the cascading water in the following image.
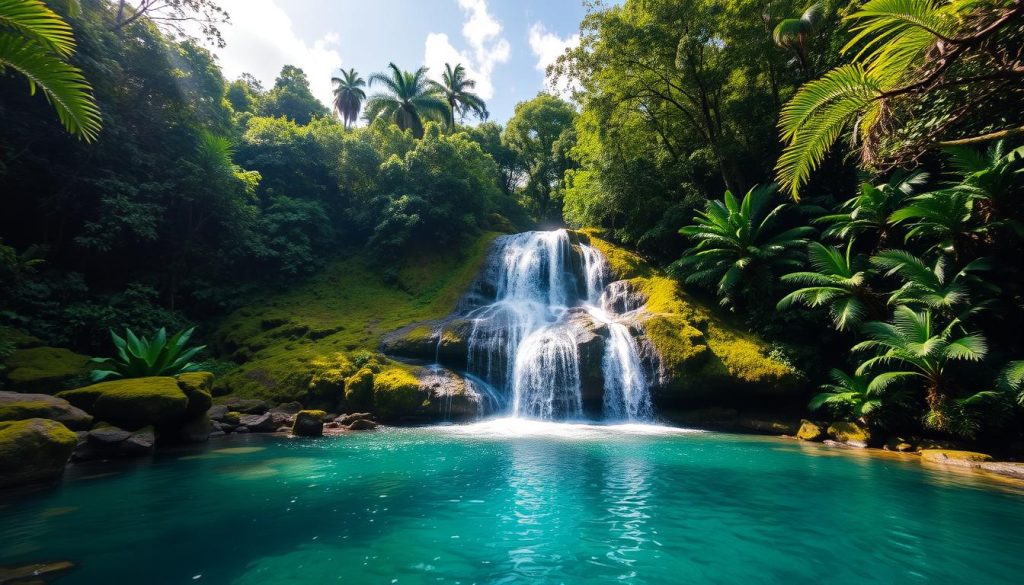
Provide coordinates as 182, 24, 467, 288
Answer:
462, 230, 652, 422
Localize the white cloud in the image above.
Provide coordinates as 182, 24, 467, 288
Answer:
200, 0, 343, 110
528, 22, 580, 98
423, 0, 510, 100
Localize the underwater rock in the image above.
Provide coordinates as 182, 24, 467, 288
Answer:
0, 418, 77, 488
0, 391, 93, 431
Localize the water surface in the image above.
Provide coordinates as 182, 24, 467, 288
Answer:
2, 420, 1023, 584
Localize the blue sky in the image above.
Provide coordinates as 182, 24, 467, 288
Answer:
204, 0, 590, 123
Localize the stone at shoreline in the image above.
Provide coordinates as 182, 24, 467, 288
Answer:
57, 378, 189, 431
0, 391, 93, 430
0, 418, 77, 488
238, 413, 276, 433
176, 414, 211, 444
208, 405, 229, 421
292, 410, 326, 437
347, 419, 378, 430
235, 426, 250, 433
884, 437, 915, 452
215, 397, 269, 414
979, 462, 1024, 480
920, 449, 993, 468
336, 412, 373, 425
796, 420, 825, 441
73, 424, 155, 461
827, 422, 870, 448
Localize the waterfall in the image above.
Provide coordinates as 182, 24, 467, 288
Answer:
461, 230, 652, 422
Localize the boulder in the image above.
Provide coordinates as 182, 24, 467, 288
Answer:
176, 372, 214, 417
344, 368, 374, 411
564, 308, 608, 414
291, 410, 326, 437
74, 424, 155, 460
0, 418, 77, 488
238, 413, 276, 433
208, 405, 229, 421
415, 367, 483, 421
347, 419, 378, 431
920, 449, 993, 469
827, 422, 871, 448
372, 367, 425, 420
2, 346, 93, 393
796, 420, 826, 442
176, 414, 212, 444
0, 391, 93, 430
884, 437, 915, 452
335, 412, 374, 426
57, 378, 189, 431
223, 411, 241, 426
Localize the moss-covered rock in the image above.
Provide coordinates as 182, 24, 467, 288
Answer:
373, 366, 425, 420
0, 418, 77, 488
737, 416, 800, 435
177, 372, 214, 417
827, 422, 871, 448
57, 377, 190, 431
2, 346, 94, 393
211, 233, 500, 404
292, 409, 326, 437
0, 325, 43, 349
0, 391, 93, 430
920, 449, 993, 468
796, 420, 826, 441
345, 367, 374, 411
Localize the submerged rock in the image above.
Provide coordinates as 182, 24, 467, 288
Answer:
0, 418, 77, 488
0, 391, 93, 430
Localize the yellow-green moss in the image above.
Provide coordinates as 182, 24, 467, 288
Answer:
58, 377, 189, 430
308, 353, 356, 396
372, 365, 424, 420
0, 326, 42, 349
827, 421, 871, 445
0, 418, 77, 488
214, 233, 499, 403
920, 449, 993, 464
580, 230, 652, 279
345, 367, 374, 410
3, 346, 93, 392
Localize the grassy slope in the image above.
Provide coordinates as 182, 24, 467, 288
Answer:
213, 233, 499, 402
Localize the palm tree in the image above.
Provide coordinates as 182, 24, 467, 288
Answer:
870, 249, 994, 317
809, 368, 909, 424
0, 0, 101, 141
777, 241, 883, 331
676, 184, 816, 308
331, 68, 365, 129
772, 3, 821, 74
431, 63, 488, 129
854, 306, 987, 431
364, 63, 448, 138
888, 189, 978, 258
816, 169, 928, 247
996, 361, 1024, 406
775, 0, 1024, 197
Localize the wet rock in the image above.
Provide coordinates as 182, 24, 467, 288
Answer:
336, 412, 373, 425
827, 422, 870, 448
121, 427, 155, 456
0, 391, 93, 431
796, 420, 825, 441
0, 560, 75, 583
0, 418, 77, 488
238, 413, 276, 433
347, 419, 378, 430
979, 462, 1024, 479
291, 410, 326, 437
235, 426, 250, 433
176, 414, 211, 444
416, 367, 483, 421
208, 405, 229, 421
920, 449, 993, 468
269, 412, 294, 428
565, 308, 608, 415
74, 424, 154, 460
88, 425, 131, 445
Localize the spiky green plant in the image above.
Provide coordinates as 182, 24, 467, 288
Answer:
854, 306, 987, 431
996, 360, 1024, 406
816, 170, 928, 244
0, 0, 101, 141
364, 63, 448, 138
777, 241, 881, 331
870, 249, 994, 316
676, 184, 815, 308
90, 327, 206, 382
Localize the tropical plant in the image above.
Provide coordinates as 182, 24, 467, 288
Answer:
888, 189, 980, 257
90, 327, 206, 381
331, 67, 365, 129
854, 306, 987, 432
772, 3, 821, 74
816, 170, 928, 245
809, 368, 909, 422
0, 0, 101, 140
777, 241, 881, 331
430, 63, 487, 128
676, 184, 816, 308
364, 63, 448, 138
870, 249, 994, 316
995, 360, 1024, 406
775, 0, 1024, 197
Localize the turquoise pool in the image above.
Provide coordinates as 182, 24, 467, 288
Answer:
2, 420, 1023, 584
